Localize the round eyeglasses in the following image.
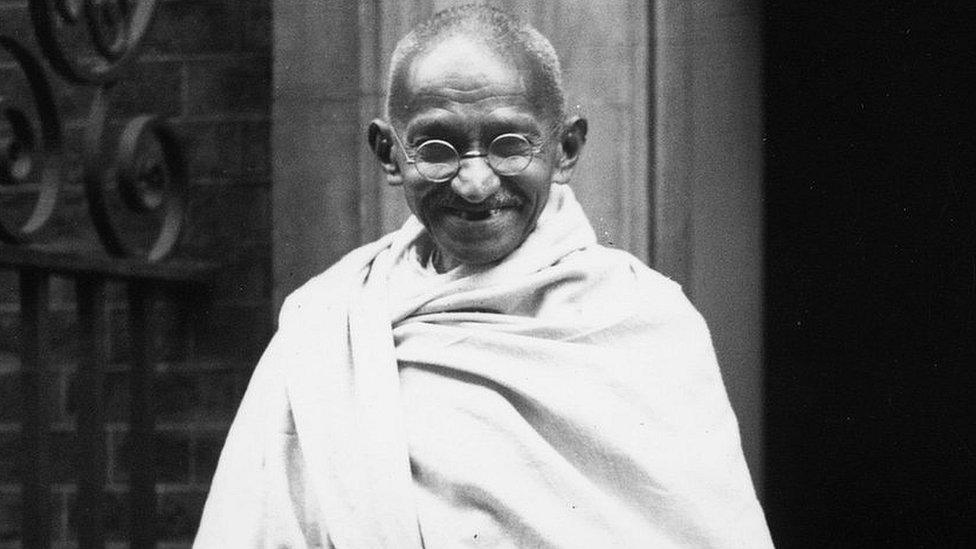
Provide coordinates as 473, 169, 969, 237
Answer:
389, 129, 544, 183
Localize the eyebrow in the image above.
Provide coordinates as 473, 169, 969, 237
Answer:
484, 112, 544, 135
405, 110, 545, 142
405, 115, 461, 141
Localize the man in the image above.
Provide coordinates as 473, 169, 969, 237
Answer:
196, 5, 773, 548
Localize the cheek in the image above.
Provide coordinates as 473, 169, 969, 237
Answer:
403, 182, 436, 218
514, 172, 553, 210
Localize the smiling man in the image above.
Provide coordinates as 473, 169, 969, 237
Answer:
195, 5, 773, 548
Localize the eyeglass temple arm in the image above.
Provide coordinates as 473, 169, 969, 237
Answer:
388, 128, 417, 164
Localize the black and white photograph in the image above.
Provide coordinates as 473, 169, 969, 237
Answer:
0, 1, 972, 547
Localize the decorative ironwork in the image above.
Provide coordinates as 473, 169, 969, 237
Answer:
0, 35, 62, 244
0, 0, 186, 262
1, 3, 200, 547
84, 88, 187, 262
29, 0, 159, 84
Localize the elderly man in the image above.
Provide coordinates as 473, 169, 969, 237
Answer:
196, 5, 772, 548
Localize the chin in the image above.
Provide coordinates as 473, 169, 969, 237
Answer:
440, 240, 520, 268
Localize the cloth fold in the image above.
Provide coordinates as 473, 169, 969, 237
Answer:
195, 185, 773, 548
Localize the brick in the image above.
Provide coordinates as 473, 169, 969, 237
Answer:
0, 272, 16, 308
157, 489, 206, 541
0, 314, 16, 357
0, 374, 21, 422
152, 371, 195, 423
67, 489, 126, 542
49, 427, 82, 483
152, 297, 196, 363
107, 297, 191, 365
143, 0, 238, 56
173, 119, 271, 181
194, 369, 243, 418
239, 119, 270, 178
239, 0, 272, 53
154, 431, 192, 483
191, 429, 225, 484
155, 292, 206, 362
67, 366, 144, 426
111, 61, 183, 120
100, 369, 129, 423
3, 0, 274, 541
67, 366, 199, 425
184, 57, 271, 116
115, 430, 190, 484
174, 120, 241, 180
194, 303, 272, 362
39, 189, 100, 254
0, 432, 19, 483
210, 244, 271, 302
0, 489, 18, 544
47, 276, 80, 311
154, 368, 241, 423
180, 184, 271, 253
0, 366, 61, 424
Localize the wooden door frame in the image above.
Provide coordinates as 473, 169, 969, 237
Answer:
650, 0, 765, 493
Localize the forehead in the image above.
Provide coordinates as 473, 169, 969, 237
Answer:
409, 36, 525, 94
400, 36, 544, 129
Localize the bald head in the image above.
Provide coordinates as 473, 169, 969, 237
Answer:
386, 4, 566, 134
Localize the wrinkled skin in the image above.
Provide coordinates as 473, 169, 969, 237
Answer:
370, 36, 586, 271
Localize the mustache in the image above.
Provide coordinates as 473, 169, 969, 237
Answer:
424, 188, 523, 210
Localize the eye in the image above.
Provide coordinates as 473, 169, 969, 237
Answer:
415, 140, 457, 164
490, 134, 535, 158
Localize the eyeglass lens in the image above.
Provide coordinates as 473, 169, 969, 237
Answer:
414, 134, 535, 182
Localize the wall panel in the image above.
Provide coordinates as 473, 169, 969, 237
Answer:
272, 0, 764, 498
652, 0, 765, 491
356, 0, 649, 260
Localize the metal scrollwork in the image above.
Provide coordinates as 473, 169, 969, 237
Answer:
30, 0, 158, 84
0, 36, 63, 244
84, 88, 187, 262
1, 0, 184, 261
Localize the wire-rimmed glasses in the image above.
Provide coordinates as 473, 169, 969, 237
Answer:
389, 129, 544, 183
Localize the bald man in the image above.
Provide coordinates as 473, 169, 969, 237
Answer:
195, 5, 773, 548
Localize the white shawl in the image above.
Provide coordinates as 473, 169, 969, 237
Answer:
195, 186, 773, 548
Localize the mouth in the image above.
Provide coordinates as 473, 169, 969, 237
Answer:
443, 206, 509, 221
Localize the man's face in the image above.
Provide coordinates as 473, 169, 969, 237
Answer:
394, 37, 559, 270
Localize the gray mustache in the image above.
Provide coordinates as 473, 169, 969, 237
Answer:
427, 190, 522, 210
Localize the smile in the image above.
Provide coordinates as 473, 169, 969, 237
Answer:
442, 205, 516, 222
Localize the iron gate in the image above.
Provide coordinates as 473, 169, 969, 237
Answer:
1, 1, 215, 546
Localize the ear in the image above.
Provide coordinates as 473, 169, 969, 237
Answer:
551, 116, 588, 185
367, 118, 403, 186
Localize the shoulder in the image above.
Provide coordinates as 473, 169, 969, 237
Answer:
557, 245, 707, 327
278, 233, 395, 324
558, 245, 687, 304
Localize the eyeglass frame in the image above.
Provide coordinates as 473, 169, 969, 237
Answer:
388, 127, 546, 183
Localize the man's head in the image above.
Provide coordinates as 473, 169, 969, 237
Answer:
368, 4, 587, 271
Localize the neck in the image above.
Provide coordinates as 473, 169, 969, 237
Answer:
430, 246, 460, 273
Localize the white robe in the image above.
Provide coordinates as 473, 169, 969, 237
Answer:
194, 186, 774, 548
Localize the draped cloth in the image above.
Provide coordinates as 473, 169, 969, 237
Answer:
195, 186, 774, 548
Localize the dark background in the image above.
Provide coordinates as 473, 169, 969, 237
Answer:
763, 2, 975, 546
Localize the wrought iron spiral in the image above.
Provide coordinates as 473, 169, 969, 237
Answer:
30, 0, 159, 84
0, 35, 63, 244
84, 88, 187, 261
1, 0, 184, 261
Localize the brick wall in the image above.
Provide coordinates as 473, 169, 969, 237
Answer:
0, 0, 273, 546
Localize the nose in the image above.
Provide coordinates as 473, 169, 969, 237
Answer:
450, 156, 500, 203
